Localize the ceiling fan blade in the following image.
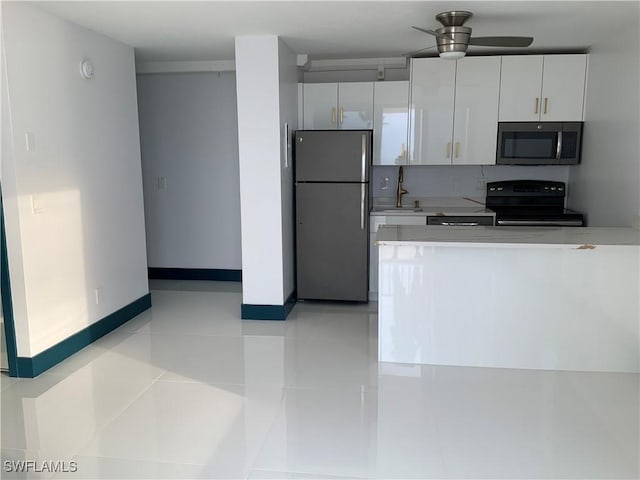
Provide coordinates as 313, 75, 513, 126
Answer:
402, 45, 438, 58
469, 36, 534, 47
411, 26, 448, 39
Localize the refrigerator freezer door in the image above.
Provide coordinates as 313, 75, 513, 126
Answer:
295, 130, 371, 183
296, 182, 369, 301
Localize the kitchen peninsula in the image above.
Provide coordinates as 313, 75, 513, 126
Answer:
376, 225, 640, 373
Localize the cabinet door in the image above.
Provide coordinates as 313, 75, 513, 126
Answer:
369, 215, 427, 296
338, 82, 374, 129
369, 232, 378, 295
453, 57, 501, 165
297, 83, 304, 129
303, 83, 338, 129
499, 56, 544, 121
540, 55, 587, 121
409, 58, 456, 165
373, 81, 409, 165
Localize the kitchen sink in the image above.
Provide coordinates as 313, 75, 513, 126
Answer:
372, 207, 423, 213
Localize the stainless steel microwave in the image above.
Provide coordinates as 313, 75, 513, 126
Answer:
496, 122, 583, 165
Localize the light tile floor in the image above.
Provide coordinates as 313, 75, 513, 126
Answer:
1, 280, 638, 479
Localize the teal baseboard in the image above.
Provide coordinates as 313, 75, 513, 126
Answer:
14, 293, 152, 378
148, 268, 241, 282
1, 184, 19, 377
241, 290, 296, 321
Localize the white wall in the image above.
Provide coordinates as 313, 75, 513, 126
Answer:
568, 9, 640, 227
278, 39, 297, 300
235, 35, 289, 306
1, 3, 148, 357
372, 165, 570, 199
136, 72, 241, 269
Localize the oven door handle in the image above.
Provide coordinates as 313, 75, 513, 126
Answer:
497, 219, 583, 226
440, 222, 480, 226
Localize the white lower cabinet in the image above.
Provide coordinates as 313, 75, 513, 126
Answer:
369, 215, 427, 298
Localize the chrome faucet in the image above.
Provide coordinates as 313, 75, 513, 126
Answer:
396, 166, 408, 208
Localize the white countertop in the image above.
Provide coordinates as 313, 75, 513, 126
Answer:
371, 196, 494, 217
376, 225, 640, 248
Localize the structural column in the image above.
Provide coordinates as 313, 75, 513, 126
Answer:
235, 35, 297, 320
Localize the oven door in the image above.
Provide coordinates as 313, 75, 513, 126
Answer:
497, 122, 567, 165
495, 210, 584, 227
427, 216, 494, 226
496, 218, 584, 227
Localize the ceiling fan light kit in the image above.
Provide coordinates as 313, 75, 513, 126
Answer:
411, 10, 534, 60
439, 51, 466, 60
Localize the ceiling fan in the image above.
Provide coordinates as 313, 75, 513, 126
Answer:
410, 10, 534, 59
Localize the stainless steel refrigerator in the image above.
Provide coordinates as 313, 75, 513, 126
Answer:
295, 130, 372, 302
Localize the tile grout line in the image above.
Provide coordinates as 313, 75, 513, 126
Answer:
66, 369, 168, 461
244, 386, 288, 478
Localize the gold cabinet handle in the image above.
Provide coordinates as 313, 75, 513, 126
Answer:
544, 97, 548, 114
455, 142, 460, 158
446, 142, 452, 158
534, 97, 539, 114
331, 107, 336, 124
401, 143, 406, 160
339, 107, 344, 125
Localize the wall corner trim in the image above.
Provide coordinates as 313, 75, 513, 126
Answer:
14, 293, 152, 378
241, 290, 296, 321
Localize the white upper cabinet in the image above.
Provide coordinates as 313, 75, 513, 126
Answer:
409, 57, 500, 165
302, 82, 374, 130
338, 82, 374, 129
297, 83, 304, 129
303, 83, 338, 129
452, 56, 501, 165
498, 56, 544, 122
409, 58, 456, 165
372, 81, 409, 165
539, 55, 587, 121
499, 54, 587, 122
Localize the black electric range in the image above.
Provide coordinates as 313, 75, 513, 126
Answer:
486, 180, 584, 227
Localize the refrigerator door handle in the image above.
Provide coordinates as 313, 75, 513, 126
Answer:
361, 134, 367, 182
360, 184, 366, 230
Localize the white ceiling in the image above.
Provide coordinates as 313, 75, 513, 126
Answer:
34, 1, 639, 62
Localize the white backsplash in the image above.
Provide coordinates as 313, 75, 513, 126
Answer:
372, 165, 571, 199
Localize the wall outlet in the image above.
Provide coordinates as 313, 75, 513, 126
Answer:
157, 176, 167, 190
94, 287, 103, 305
476, 178, 487, 191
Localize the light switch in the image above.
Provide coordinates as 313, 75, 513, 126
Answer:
25, 132, 35, 152
157, 176, 167, 190
94, 287, 103, 305
30, 195, 44, 214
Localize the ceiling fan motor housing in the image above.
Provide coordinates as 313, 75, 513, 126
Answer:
436, 26, 472, 55
435, 10, 473, 27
